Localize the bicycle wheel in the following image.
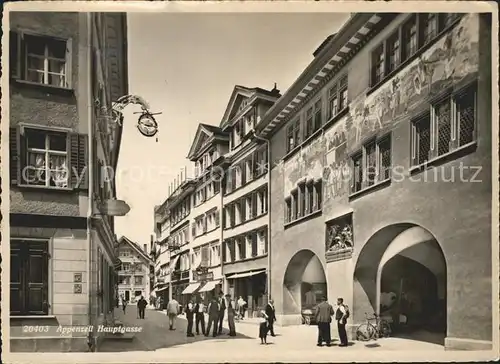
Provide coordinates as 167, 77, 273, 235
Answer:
378, 320, 391, 338
304, 316, 311, 325
355, 323, 376, 341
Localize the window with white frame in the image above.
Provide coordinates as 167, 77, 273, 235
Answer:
10, 32, 72, 88
245, 195, 253, 220
236, 238, 246, 260
257, 230, 267, 256
245, 158, 254, 182
23, 128, 69, 188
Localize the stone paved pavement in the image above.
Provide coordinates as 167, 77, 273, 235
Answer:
97, 308, 254, 352
8, 311, 496, 363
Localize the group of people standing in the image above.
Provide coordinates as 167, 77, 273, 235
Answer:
165, 292, 237, 337
165, 293, 278, 343
315, 297, 350, 347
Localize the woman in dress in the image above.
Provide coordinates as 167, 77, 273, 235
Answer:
226, 294, 237, 336
259, 310, 269, 344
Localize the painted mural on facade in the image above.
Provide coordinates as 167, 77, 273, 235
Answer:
282, 14, 479, 200
283, 137, 324, 197
346, 14, 479, 150
323, 116, 350, 200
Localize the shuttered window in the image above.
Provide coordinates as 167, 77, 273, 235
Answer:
10, 240, 49, 316
10, 127, 88, 190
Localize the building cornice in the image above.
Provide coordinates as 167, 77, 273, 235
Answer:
256, 13, 395, 138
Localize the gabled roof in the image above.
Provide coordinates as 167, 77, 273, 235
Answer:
219, 85, 281, 129
187, 123, 228, 161
118, 236, 154, 265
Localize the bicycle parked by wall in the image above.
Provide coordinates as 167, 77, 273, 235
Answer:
355, 312, 392, 341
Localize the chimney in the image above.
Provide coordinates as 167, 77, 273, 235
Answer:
271, 82, 280, 95
143, 244, 148, 253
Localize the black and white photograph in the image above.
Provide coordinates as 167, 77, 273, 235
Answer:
1, 1, 498, 362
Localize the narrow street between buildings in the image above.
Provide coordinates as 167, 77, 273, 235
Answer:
98, 307, 445, 356
97, 308, 254, 352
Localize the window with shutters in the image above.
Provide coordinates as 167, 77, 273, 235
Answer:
9, 126, 88, 190
10, 239, 50, 316
10, 31, 73, 89
350, 135, 392, 195
410, 83, 477, 168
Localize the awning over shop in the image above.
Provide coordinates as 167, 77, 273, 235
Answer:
157, 285, 169, 293
198, 280, 221, 293
226, 269, 266, 280
181, 282, 201, 295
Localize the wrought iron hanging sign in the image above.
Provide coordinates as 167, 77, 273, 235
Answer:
135, 110, 159, 138
111, 95, 161, 138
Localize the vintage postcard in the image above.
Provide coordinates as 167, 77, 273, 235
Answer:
1, 1, 499, 363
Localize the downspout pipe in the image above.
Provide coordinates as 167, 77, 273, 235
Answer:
86, 12, 95, 352
253, 133, 271, 304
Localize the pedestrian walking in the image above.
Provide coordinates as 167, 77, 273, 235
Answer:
194, 297, 206, 335
186, 299, 195, 337
226, 294, 236, 336
237, 296, 247, 320
217, 292, 226, 335
335, 297, 350, 347
205, 297, 220, 337
265, 299, 276, 337
122, 296, 127, 314
137, 296, 148, 319
258, 310, 269, 344
166, 297, 180, 330
314, 296, 334, 347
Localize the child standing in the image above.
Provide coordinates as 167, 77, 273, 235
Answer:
259, 310, 269, 344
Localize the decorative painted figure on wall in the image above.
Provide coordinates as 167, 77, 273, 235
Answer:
344, 15, 478, 148
326, 224, 353, 253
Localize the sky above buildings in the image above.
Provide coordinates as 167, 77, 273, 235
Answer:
114, 12, 349, 245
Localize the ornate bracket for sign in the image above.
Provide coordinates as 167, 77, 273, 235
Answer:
109, 95, 162, 139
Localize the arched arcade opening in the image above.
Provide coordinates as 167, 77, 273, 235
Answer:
354, 224, 447, 345
283, 250, 327, 323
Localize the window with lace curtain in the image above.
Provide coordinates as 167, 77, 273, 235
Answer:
10, 126, 88, 190
25, 129, 68, 188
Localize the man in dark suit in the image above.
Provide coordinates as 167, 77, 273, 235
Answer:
217, 292, 226, 335
265, 299, 277, 337
205, 297, 220, 337
194, 296, 206, 335
315, 296, 334, 347
185, 298, 195, 337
